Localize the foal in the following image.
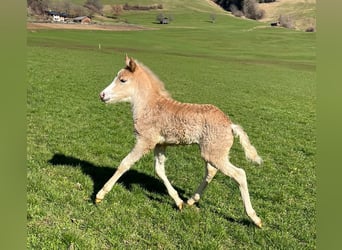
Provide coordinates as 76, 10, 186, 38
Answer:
97, 55, 263, 228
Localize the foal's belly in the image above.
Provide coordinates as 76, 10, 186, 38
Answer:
159, 128, 200, 145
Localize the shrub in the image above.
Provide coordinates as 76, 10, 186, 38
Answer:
210, 13, 217, 23
243, 0, 265, 20
278, 14, 294, 29
305, 26, 315, 32
123, 3, 163, 11
68, 5, 89, 18
84, 0, 103, 15
27, 0, 49, 15
305, 18, 316, 32
156, 13, 165, 23
111, 5, 123, 18
259, 0, 276, 3
230, 4, 244, 17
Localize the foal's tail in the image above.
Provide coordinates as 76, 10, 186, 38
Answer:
231, 124, 263, 165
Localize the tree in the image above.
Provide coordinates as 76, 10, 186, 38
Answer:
69, 5, 89, 18
214, 0, 242, 11
210, 13, 217, 23
278, 14, 293, 29
156, 13, 165, 23
214, 0, 275, 9
243, 0, 264, 20
27, 0, 49, 15
111, 5, 123, 18
48, 1, 70, 13
214, 0, 264, 20
230, 4, 243, 17
84, 0, 103, 15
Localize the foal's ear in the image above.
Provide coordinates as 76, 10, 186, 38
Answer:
125, 54, 137, 72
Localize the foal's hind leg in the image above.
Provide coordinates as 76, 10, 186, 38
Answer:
217, 159, 262, 228
154, 145, 184, 210
187, 162, 218, 206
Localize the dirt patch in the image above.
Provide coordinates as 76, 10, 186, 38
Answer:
27, 22, 154, 31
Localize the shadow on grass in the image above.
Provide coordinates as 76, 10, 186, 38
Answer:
48, 153, 255, 227
48, 153, 186, 206
210, 207, 256, 228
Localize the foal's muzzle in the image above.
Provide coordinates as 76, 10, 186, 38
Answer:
99, 92, 107, 102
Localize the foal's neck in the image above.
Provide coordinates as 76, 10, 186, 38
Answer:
131, 89, 168, 122
130, 69, 171, 123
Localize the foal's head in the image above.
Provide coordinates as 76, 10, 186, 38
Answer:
100, 55, 170, 104
99, 55, 140, 104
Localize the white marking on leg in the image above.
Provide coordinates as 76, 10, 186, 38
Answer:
96, 139, 150, 202
154, 145, 184, 209
218, 160, 262, 227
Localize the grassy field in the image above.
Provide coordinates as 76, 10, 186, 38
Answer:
27, 5, 316, 249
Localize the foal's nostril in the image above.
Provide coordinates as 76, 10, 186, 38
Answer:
100, 92, 105, 100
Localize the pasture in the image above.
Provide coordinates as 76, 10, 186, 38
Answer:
27, 8, 316, 249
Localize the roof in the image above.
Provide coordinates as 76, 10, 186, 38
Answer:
73, 16, 90, 21
46, 10, 68, 17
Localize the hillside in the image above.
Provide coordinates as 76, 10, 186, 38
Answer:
29, 0, 316, 32
258, 0, 316, 31
44, 0, 226, 14
28, 0, 229, 28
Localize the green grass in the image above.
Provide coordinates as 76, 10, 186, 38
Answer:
27, 7, 316, 249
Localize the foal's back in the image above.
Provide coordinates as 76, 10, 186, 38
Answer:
151, 97, 233, 147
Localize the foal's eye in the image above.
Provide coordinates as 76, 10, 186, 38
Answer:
120, 79, 127, 83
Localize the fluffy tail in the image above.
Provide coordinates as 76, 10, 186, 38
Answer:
231, 123, 263, 165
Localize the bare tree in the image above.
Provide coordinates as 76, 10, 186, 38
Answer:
69, 5, 89, 18
62, 1, 71, 13
243, 0, 264, 20
111, 5, 123, 18
27, 0, 49, 15
230, 4, 244, 17
278, 14, 294, 29
156, 13, 165, 23
84, 0, 103, 15
210, 13, 217, 23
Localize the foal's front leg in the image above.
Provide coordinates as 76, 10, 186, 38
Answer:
95, 141, 150, 203
154, 145, 184, 210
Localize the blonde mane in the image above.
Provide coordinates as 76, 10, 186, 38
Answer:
136, 61, 171, 98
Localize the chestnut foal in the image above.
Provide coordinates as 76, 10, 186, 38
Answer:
96, 56, 263, 228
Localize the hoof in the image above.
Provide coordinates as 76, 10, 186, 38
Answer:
187, 198, 195, 206
256, 220, 262, 228
95, 198, 103, 204
177, 201, 184, 210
